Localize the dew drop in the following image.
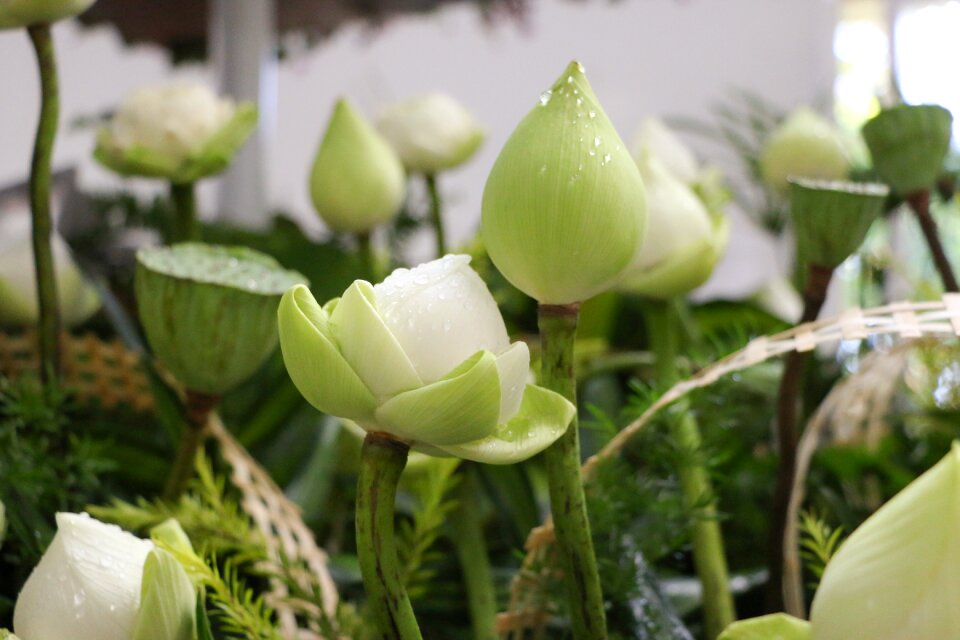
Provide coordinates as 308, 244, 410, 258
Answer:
594, 136, 601, 147
538, 90, 552, 106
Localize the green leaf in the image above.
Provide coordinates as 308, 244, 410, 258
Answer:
132, 549, 197, 640
719, 614, 811, 640
195, 595, 214, 640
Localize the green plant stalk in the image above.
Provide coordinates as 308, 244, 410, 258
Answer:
357, 231, 378, 282
538, 303, 607, 640
357, 432, 423, 640
163, 391, 219, 500
425, 174, 445, 257
170, 181, 200, 243
27, 24, 62, 385
645, 298, 735, 639
450, 464, 498, 640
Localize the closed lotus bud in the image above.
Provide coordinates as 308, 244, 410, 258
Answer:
760, 108, 849, 194
810, 442, 960, 639
482, 61, 647, 304
376, 93, 485, 174
753, 276, 803, 323
0, 0, 95, 29
618, 153, 728, 298
861, 104, 953, 196
136, 243, 307, 395
95, 82, 257, 184
310, 99, 407, 232
719, 613, 810, 639
0, 215, 99, 327
1, 630, 20, 639
278, 254, 575, 464
789, 179, 888, 270
631, 117, 700, 185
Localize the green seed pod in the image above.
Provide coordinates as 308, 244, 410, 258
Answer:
135, 243, 307, 395
481, 61, 646, 305
789, 179, 888, 270
0, 0, 95, 29
310, 99, 407, 233
760, 108, 849, 194
861, 104, 953, 196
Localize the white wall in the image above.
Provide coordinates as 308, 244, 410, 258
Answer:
0, 0, 838, 296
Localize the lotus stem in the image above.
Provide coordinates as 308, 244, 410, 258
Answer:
163, 391, 219, 500
538, 302, 607, 639
905, 189, 959, 293
768, 263, 833, 612
646, 298, 735, 639
425, 174, 446, 257
451, 465, 498, 640
357, 432, 423, 640
170, 181, 199, 243
27, 23, 62, 386
357, 231, 378, 282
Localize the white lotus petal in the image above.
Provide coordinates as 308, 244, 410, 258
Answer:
631, 117, 700, 184
495, 341, 529, 423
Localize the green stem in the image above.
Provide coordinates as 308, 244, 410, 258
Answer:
425, 174, 445, 257
357, 433, 423, 640
27, 24, 61, 386
163, 391, 219, 500
357, 231, 378, 282
645, 298, 735, 639
450, 465, 498, 640
538, 303, 607, 640
170, 181, 199, 243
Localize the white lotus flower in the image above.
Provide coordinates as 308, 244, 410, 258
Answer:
376, 94, 485, 174
14, 513, 155, 640
0, 215, 99, 327
631, 117, 700, 185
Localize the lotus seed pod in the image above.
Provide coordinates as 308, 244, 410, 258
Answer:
861, 104, 953, 196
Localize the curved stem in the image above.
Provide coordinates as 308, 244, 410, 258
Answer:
645, 298, 734, 639
357, 433, 423, 640
163, 391, 219, 500
538, 303, 607, 639
767, 263, 833, 612
425, 174, 445, 257
906, 189, 959, 293
451, 465, 498, 640
170, 181, 199, 243
27, 24, 61, 385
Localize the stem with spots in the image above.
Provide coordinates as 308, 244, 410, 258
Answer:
357, 432, 423, 640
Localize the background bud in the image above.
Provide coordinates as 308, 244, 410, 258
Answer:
760, 107, 849, 194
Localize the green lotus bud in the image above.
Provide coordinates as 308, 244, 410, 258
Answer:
278, 254, 574, 464
94, 83, 257, 184
631, 117, 700, 184
0, 630, 21, 640
0, 0, 95, 29
861, 104, 953, 196
132, 548, 196, 640
14, 512, 156, 640
618, 153, 728, 298
719, 614, 810, 640
309, 99, 407, 233
136, 243, 307, 395
482, 61, 647, 304
376, 93, 485, 174
150, 518, 195, 557
789, 178, 888, 269
760, 108, 849, 194
810, 442, 960, 639
0, 215, 99, 327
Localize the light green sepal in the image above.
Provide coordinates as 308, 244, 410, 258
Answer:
132, 549, 196, 640
330, 281, 422, 398
427, 384, 574, 464
278, 285, 377, 421
150, 519, 195, 556
376, 351, 500, 446
719, 614, 811, 640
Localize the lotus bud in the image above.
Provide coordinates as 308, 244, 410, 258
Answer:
0, 215, 99, 327
631, 117, 700, 185
136, 243, 307, 395
309, 99, 407, 233
861, 104, 953, 196
278, 254, 575, 464
618, 153, 728, 298
810, 442, 960, 639
0, 0, 95, 29
753, 277, 803, 323
94, 83, 257, 184
376, 93, 485, 174
789, 179, 888, 270
760, 108, 849, 194
482, 61, 647, 304
719, 613, 810, 639
0, 630, 21, 639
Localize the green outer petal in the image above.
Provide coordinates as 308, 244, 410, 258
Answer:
278, 285, 377, 421
719, 614, 811, 640
132, 549, 196, 640
431, 384, 574, 464
330, 281, 422, 398
0, 0, 95, 29
376, 351, 500, 446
